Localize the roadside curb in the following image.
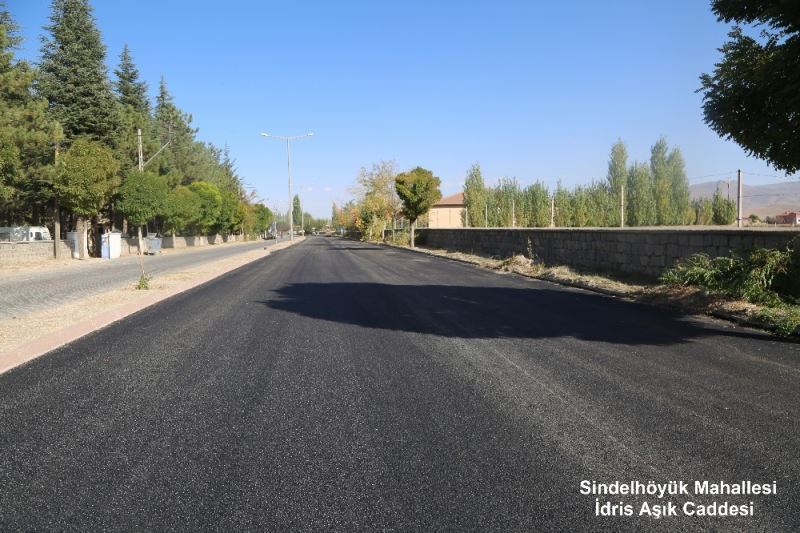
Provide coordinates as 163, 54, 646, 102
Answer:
378, 241, 796, 339
0, 238, 304, 375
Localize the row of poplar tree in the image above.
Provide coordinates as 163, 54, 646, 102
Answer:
463, 139, 737, 228
0, 0, 273, 256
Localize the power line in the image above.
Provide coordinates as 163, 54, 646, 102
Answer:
742, 171, 796, 179
687, 171, 737, 181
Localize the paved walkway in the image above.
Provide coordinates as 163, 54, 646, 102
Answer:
0, 239, 283, 319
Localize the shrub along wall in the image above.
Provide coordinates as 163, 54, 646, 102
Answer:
415, 227, 800, 280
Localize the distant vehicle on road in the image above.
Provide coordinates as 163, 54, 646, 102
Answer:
0, 226, 52, 242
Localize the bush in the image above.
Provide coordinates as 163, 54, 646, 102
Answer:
386, 230, 410, 246
661, 248, 790, 304
774, 236, 800, 300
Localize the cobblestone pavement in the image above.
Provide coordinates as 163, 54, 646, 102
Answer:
0, 239, 282, 319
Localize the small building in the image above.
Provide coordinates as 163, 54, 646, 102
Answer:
774, 212, 800, 225
428, 192, 465, 228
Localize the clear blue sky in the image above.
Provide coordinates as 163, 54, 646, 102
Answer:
7, 0, 793, 217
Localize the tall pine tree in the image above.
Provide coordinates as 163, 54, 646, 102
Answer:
38, 0, 118, 146
0, 2, 61, 224
113, 44, 149, 115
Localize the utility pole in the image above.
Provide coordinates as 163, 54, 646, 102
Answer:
620, 183, 625, 228
737, 169, 743, 228
53, 143, 60, 259
261, 132, 313, 242
550, 196, 555, 227
465, 206, 469, 228
137, 128, 144, 171
512, 196, 516, 228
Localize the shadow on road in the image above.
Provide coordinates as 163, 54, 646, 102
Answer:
258, 282, 778, 346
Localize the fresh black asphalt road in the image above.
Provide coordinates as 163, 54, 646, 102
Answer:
1, 237, 798, 531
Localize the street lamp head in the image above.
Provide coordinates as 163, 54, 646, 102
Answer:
307, 132, 314, 137
260, 132, 270, 137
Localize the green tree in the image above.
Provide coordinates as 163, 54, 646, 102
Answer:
606, 139, 627, 226
651, 137, 673, 225
188, 181, 221, 234
520, 182, 550, 227
252, 203, 273, 236
463, 163, 488, 227
217, 189, 243, 235
38, 0, 119, 146
692, 198, 714, 225
712, 190, 736, 225
113, 44, 149, 115
626, 162, 656, 226
699, 1, 800, 174
353, 160, 399, 239
163, 185, 200, 236
553, 182, 572, 227
117, 170, 168, 251
667, 147, 692, 224
292, 193, 302, 230
153, 77, 197, 177
0, 3, 62, 224
54, 139, 119, 257
394, 166, 441, 248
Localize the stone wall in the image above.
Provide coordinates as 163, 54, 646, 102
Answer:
415, 227, 800, 279
0, 240, 72, 263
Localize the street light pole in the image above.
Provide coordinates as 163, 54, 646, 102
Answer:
261, 132, 313, 242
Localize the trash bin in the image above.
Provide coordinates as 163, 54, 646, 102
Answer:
145, 235, 162, 255
101, 230, 122, 259
66, 231, 80, 259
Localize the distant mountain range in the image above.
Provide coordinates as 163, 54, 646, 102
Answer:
689, 180, 800, 218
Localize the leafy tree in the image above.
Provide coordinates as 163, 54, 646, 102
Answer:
113, 44, 149, 115
217, 189, 243, 234
699, 1, 800, 173
606, 139, 627, 226
353, 160, 399, 238
651, 137, 672, 225
38, 0, 119, 146
394, 166, 441, 248
626, 162, 656, 226
712, 190, 737, 225
463, 163, 488, 227
520, 181, 550, 227
667, 147, 693, 224
571, 186, 590, 227
553, 181, 572, 227
163, 185, 200, 236
292, 193, 302, 229
692, 198, 714, 225
188, 181, 221, 234
252, 203, 273, 236
54, 139, 119, 257
117, 170, 168, 250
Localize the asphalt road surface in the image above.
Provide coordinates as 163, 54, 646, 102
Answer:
1, 237, 798, 531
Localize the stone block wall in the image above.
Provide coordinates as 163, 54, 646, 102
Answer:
415, 228, 800, 279
0, 240, 72, 263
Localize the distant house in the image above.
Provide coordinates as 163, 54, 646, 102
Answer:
428, 192, 465, 228
774, 212, 800, 225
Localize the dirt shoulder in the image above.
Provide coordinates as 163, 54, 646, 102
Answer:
0, 238, 303, 374
382, 242, 800, 339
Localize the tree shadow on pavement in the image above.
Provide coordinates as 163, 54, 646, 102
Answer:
257, 282, 784, 347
